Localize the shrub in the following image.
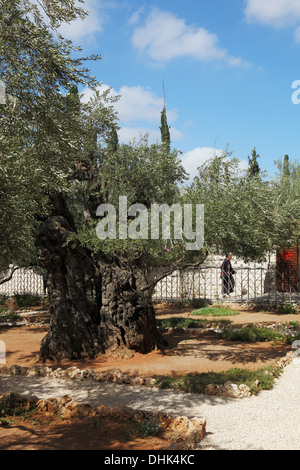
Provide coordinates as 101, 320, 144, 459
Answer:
0, 393, 36, 418
156, 317, 231, 329
12, 294, 42, 308
155, 366, 282, 395
130, 420, 161, 438
0, 294, 8, 305
220, 325, 285, 342
276, 302, 297, 314
0, 310, 21, 323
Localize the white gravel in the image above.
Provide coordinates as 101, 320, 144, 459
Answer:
0, 357, 299, 451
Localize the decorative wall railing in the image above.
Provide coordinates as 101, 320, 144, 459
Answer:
0, 268, 47, 298
0, 265, 299, 304
152, 266, 300, 304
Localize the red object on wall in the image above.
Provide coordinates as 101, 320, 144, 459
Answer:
276, 246, 298, 292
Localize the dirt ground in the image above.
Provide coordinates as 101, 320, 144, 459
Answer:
0, 303, 298, 376
0, 413, 172, 451
0, 302, 299, 450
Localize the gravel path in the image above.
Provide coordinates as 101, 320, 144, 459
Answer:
0, 357, 299, 451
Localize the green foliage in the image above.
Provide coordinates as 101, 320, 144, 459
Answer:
0, 295, 8, 305
156, 317, 232, 328
130, 420, 161, 438
185, 149, 300, 262
0, 310, 21, 323
12, 294, 43, 308
275, 302, 297, 314
0, 0, 100, 268
247, 147, 261, 177
160, 105, 171, 152
0, 393, 37, 418
155, 366, 282, 395
221, 325, 278, 342
191, 307, 240, 317
220, 324, 300, 343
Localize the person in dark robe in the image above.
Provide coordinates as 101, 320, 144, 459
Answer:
220, 253, 235, 296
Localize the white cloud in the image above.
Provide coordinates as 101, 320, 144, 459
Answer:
181, 147, 248, 181
181, 147, 223, 181
244, 0, 300, 27
81, 84, 182, 144
58, 0, 105, 41
131, 7, 250, 67
128, 7, 145, 26
115, 85, 178, 125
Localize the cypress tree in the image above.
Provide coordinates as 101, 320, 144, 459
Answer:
160, 105, 171, 152
247, 147, 260, 177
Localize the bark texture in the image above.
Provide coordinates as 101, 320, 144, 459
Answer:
36, 216, 102, 361
36, 216, 166, 360
98, 258, 167, 354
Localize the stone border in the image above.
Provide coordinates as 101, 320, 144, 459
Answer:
0, 364, 157, 387
0, 349, 294, 400
0, 392, 206, 450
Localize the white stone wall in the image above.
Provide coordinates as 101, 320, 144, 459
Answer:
153, 252, 281, 302
0, 268, 45, 297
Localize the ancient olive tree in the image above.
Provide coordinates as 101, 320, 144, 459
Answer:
2, 1, 298, 362
0, 0, 189, 359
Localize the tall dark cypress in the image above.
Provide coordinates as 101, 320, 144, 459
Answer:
247, 147, 260, 177
160, 105, 171, 152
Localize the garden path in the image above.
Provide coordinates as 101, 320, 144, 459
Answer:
0, 356, 299, 450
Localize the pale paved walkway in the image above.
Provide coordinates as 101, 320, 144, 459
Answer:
0, 357, 299, 450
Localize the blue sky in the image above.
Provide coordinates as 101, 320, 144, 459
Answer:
59, 0, 300, 181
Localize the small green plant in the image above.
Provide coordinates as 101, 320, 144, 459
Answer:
220, 324, 300, 344
220, 325, 285, 343
0, 393, 36, 419
191, 307, 240, 317
0, 294, 8, 305
275, 302, 297, 314
0, 310, 21, 323
188, 299, 210, 309
130, 419, 161, 438
0, 417, 9, 426
156, 317, 231, 329
155, 366, 282, 395
12, 294, 43, 308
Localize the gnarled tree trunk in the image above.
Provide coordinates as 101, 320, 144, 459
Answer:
98, 257, 167, 354
36, 216, 167, 361
36, 216, 102, 361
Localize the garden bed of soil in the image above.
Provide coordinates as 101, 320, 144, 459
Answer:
0, 303, 298, 377
0, 411, 172, 451
0, 302, 298, 450
0, 392, 204, 451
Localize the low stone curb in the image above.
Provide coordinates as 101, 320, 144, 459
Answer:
0, 364, 157, 388
0, 392, 206, 450
203, 351, 294, 398
0, 348, 294, 400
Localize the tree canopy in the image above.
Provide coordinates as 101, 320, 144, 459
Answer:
0, 0, 100, 267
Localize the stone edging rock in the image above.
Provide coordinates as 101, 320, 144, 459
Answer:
0, 364, 157, 387
203, 351, 294, 398
0, 349, 294, 400
0, 392, 206, 450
